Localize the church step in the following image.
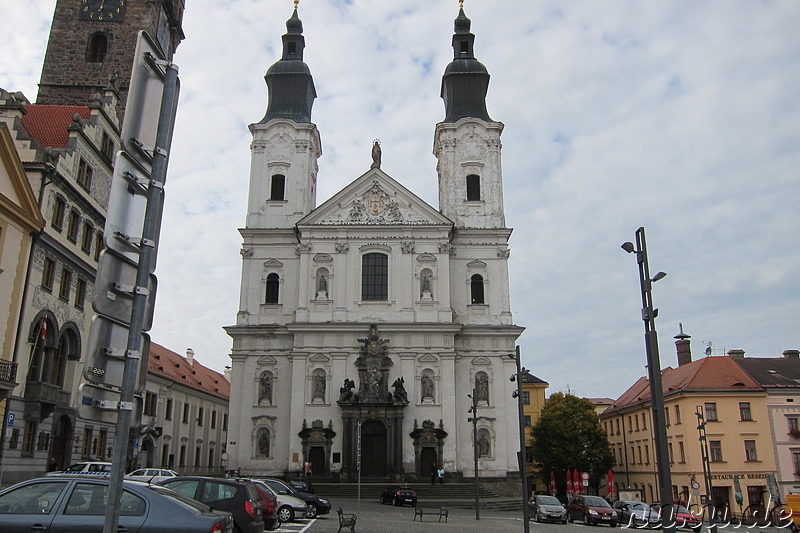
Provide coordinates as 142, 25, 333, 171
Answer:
314, 482, 504, 501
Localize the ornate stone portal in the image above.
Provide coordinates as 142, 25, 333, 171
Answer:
337, 325, 409, 480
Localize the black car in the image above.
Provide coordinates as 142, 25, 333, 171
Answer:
0, 475, 234, 533
258, 478, 331, 518
288, 478, 315, 494
380, 486, 417, 507
160, 476, 264, 533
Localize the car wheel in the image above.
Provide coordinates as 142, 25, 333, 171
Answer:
393, 497, 400, 506
569, 513, 574, 523
562, 517, 568, 525
585, 513, 592, 525
380, 494, 386, 504
611, 520, 618, 528
278, 505, 294, 523
305, 502, 319, 518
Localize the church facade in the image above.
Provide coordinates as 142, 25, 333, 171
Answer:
226, 7, 524, 482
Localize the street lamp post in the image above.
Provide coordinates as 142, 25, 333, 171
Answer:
622, 227, 675, 533
696, 407, 718, 532
468, 390, 480, 520
509, 345, 531, 533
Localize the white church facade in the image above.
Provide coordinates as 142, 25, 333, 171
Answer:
225, 6, 524, 482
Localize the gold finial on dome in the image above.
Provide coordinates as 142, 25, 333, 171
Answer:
459, 0, 464, 8
294, 0, 299, 9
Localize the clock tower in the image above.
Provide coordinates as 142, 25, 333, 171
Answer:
36, 0, 185, 118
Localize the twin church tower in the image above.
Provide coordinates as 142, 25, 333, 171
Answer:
226, 6, 524, 482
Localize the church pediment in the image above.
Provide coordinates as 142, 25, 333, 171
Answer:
472, 356, 491, 366
298, 169, 453, 227
309, 353, 330, 362
417, 354, 438, 363
257, 356, 277, 365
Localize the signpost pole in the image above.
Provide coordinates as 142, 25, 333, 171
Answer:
102, 58, 178, 533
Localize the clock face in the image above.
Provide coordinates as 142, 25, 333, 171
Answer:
78, 0, 126, 22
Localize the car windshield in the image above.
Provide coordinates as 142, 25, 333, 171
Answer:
585, 496, 611, 507
64, 464, 89, 472
537, 496, 561, 505
631, 502, 648, 510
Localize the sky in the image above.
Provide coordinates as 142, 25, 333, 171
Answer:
3, 1, 799, 401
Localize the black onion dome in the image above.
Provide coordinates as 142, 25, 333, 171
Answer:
259, 8, 317, 123
440, 7, 492, 123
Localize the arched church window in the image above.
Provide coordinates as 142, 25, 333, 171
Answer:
475, 371, 489, 404
265, 273, 280, 304
270, 174, 285, 201
470, 274, 485, 304
258, 371, 273, 406
466, 174, 481, 201
86, 33, 108, 63
362, 252, 388, 301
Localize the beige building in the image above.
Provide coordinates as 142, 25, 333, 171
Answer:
521, 370, 548, 490
0, 122, 45, 421
601, 331, 781, 514
134, 344, 230, 476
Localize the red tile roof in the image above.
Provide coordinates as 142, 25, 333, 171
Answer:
21, 105, 90, 149
147, 342, 230, 400
609, 356, 762, 411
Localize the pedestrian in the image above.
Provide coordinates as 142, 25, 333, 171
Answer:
437, 466, 445, 485
430, 463, 437, 485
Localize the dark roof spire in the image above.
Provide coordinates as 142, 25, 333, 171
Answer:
259, 7, 316, 123
440, 7, 492, 122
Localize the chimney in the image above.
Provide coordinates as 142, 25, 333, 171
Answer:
185, 348, 194, 366
674, 323, 692, 366
783, 350, 799, 359
224, 365, 232, 382
728, 349, 745, 359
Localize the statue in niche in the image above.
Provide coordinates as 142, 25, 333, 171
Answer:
421, 374, 435, 402
312, 373, 326, 401
316, 275, 327, 300
476, 373, 489, 403
478, 432, 490, 457
420, 275, 433, 300
258, 429, 270, 456
391, 377, 408, 403
259, 372, 273, 406
367, 366, 382, 400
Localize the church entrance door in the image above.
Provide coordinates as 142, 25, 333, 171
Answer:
360, 421, 387, 477
308, 446, 325, 478
420, 447, 437, 479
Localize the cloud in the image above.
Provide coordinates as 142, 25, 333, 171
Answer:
6, 0, 798, 401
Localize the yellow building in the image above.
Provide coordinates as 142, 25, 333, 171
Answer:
521, 370, 548, 490
600, 334, 779, 516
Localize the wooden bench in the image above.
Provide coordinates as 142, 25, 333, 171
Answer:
413, 506, 449, 522
337, 506, 357, 533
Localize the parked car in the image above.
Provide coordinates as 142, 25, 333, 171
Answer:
567, 495, 618, 526
45, 462, 112, 476
529, 494, 568, 523
125, 468, 179, 484
613, 500, 661, 528
258, 478, 331, 518
160, 476, 264, 533
651, 503, 702, 531
379, 486, 417, 507
247, 480, 305, 524
288, 478, 315, 494
244, 480, 279, 531
0, 475, 233, 533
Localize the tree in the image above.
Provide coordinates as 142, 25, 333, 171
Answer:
529, 392, 615, 495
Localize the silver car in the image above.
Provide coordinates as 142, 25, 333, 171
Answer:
250, 480, 307, 523
529, 494, 568, 523
126, 468, 179, 484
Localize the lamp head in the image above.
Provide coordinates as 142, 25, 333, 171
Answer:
651, 271, 667, 282
512, 390, 519, 399
510, 374, 516, 382
621, 242, 636, 254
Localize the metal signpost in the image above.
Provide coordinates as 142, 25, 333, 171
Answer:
78, 31, 180, 533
